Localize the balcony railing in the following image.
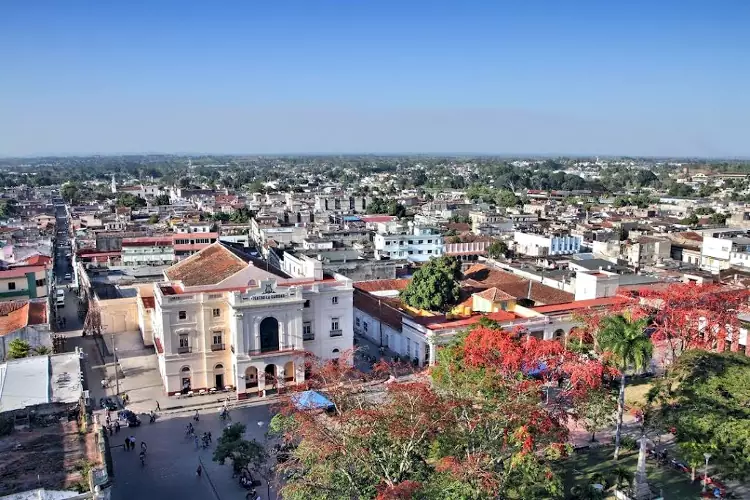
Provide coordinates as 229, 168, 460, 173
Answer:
211, 343, 225, 351
329, 329, 343, 337
247, 345, 298, 356
303, 332, 315, 341
177, 346, 192, 354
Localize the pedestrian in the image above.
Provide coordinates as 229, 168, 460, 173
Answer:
194, 409, 199, 422
124, 437, 129, 450
115, 420, 120, 433
196, 464, 202, 477
155, 401, 160, 412
207, 431, 212, 443
108, 424, 113, 436
194, 435, 199, 450
130, 436, 136, 450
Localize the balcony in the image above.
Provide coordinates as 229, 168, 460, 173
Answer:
329, 329, 343, 338
303, 332, 315, 341
211, 343, 225, 351
247, 346, 298, 357
177, 346, 192, 354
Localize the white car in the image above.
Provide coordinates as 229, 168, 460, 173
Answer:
55, 289, 65, 307
64, 273, 72, 280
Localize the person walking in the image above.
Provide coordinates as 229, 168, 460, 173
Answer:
207, 431, 212, 443
155, 401, 161, 412
196, 464, 202, 477
129, 436, 136, 451
194, 434, 199, 450
124, 437, 130, 451
115, 420, 120, 433
193, 409, 199, 422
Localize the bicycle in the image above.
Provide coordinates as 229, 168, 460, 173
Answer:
139, 451, 145, 466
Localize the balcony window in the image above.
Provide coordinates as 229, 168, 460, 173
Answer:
178, 335, 191, 354
303, 321, 314, 341
212, 308, 221, 318
178, 310, 187, 320
211, 332, 224, 351
330, 318, 342, 337
331, 296, 338, 305
8, 282, 16, 290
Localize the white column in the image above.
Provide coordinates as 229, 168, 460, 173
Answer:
233, 312, 244, 353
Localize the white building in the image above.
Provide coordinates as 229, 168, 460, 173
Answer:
121, 237, 176, 267
147, 242, 353, 399
700, 230, 750, 272
513, 231, 582, 257
373, 223, 444, 263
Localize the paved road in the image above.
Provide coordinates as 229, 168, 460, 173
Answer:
110, 404, 277, 500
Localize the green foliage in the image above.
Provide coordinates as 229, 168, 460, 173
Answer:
212, 422, 267, 476
366, 197, 406, 217
147, 214, 160, 224
693, 207, 715, 215
575, 388, 617, 442
612, 194, 655, 209
400, 256, 461, 312
154, 194, 170, 205
597, 314, 653, 373
649, 350, 750, 480
679, 213, 699, 226
116, 193, 147, 208
487, 240, 508, 259
7, 339, 31, 359
0, 199, 17, 218
32, 345, 51, 356
0, 415, 13, 437
612, 435, 637, 451
229, 207, 255, 223
61, 183, 80, 204
667, 183, 695, 197
708, 212, 728, 225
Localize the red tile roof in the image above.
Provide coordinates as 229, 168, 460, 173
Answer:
360, 215, 396, 224
462, 264, 573, 305
353, 279, 410, 293
165, 242, 248, 287
0, 301, 47, 336
353, 290, 405, 331
532, 295, 630, 314
473, 287, 516, 302
141, 296, 155, 309
425, 310, 517, 331
21, 254, 52, 267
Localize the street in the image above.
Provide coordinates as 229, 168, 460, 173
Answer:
110, 404, 276, 500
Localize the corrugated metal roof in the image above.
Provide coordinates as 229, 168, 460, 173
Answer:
0, 352, 82, 413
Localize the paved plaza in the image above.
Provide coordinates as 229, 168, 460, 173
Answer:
110, 404, 276, 500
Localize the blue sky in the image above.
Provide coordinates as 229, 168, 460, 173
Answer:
1, 0, 749, 157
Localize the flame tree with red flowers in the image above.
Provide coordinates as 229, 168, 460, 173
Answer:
270, 326, 613, 500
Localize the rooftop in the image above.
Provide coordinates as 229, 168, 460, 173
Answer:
0, 352, 82, 413
353, 279, 410, 293
0, 301, 47, 337
164, 241, 248, 287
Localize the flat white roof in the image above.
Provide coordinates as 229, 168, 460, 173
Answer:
0, 352, 81, 413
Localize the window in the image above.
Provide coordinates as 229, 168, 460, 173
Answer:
36, 278, 46, 287
385, 240, 391, 246
8, 282, 16, 290
418, 240, 424, 244
303, 300, 310, 308
212, 333, 223, 345
408, 240, 413, 244
330, 318, 341, 336
303, 322, 313, 341
212, 308, 221, 318
331, 296, 338, 305
427, 239, 432, 244
355, 318, 360, 327
408, 251, 414, 255
179, 335, 189, 347
427, 250, 433, 254
418, 250, 423, 254
178, 310, 187, 320
363, 322, 369, 332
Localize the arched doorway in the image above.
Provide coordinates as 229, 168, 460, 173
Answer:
553, 329, 566, 342
180, 366, 191, 393
264, 364, 278, 395
283, 361, 295, 383
214, 363, 225, 390
244, 366, 258, 389
260, 317, 279, 353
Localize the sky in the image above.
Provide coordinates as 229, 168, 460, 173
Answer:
1, 0, 749, 157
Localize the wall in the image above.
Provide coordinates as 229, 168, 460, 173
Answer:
0, 325, 52, 361
98, 296, 140, 334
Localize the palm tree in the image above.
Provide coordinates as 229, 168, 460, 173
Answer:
597, 313, 653, 460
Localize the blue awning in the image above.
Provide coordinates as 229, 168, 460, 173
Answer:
291, 390, 334, 411
523, 361, 548, 377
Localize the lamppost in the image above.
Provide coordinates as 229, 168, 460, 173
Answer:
258, 421, 272, 499
703, 452, 712, 492
111, 335, 120, 397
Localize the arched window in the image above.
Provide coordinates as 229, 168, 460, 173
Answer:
259, 317, 279, 353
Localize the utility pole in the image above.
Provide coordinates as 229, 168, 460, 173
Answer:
112, 334, 119, 396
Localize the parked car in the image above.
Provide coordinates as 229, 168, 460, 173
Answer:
64, 273, 72, 280
118, 410, 141, 427
55, 289, 65, 308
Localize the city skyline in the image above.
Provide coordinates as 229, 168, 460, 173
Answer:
1, 0, 749, 157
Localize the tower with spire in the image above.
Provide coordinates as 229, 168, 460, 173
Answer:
111, 175, 117, 194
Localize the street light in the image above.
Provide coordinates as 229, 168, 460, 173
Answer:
703, 452, 712, 492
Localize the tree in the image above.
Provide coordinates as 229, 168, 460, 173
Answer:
32, 345, 51, 356
274, 326, 612, 500
116, 193, 147, 208
648, 350, 750, 480
147, 214, 160, 224
400, 256, 461, 312
708, 212, 728, 225
154, 194, 170, 205
636, 283, 750, 361
486, 240, 508, 259
679, 213, 699, 226
212, 423, 267, 477
61, 183, 80, 204
7, 339, 31, 359
0, 199, 17, 218
574, 388, 617, 442
494, 189, 519, 208
597, 313, 653, 460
